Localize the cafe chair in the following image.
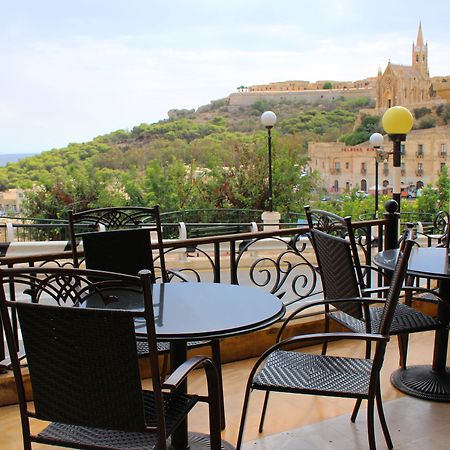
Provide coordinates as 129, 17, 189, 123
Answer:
236, 234, 415, 450
0, 267, 222, 450
304, 206, 440, 370
73, 209, 225, 429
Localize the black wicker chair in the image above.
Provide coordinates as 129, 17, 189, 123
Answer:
304, 206, 440, 370
69, 206, 225, 428
236, 234, 415, 450
0, 267, 222, 450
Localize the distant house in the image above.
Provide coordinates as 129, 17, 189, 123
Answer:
0, 189, 25, 215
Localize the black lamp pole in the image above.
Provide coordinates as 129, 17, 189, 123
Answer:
375, 155, 380, 215
390, 134, 405, 211
267, 125, 273, 212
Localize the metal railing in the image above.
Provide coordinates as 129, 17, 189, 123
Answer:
0, 214, 392, 367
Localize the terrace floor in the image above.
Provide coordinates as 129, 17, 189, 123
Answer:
1, 331, 450, 449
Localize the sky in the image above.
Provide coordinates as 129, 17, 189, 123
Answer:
1, 0, 450, 154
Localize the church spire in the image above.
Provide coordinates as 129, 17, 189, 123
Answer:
412, 22, 428, 77
416, 22, 424, 48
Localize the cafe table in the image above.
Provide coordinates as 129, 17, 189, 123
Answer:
373, 246, 450, 402
87, 281, 285, 450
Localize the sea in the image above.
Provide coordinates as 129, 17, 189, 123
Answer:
0, 153, 35, 167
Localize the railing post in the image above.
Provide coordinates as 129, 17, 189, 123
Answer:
383, 199, 400, 250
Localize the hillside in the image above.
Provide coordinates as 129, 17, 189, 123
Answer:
0, 95, 373, 191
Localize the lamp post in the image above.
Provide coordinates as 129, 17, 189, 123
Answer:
370, 132, 384, 217
381, 106, 414, 212
261, 111, 277, 212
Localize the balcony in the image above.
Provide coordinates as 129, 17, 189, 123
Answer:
416, 151, 424, 158
1, 210, 450, 449
416, 169, 424, 176
330, 168, 341, 175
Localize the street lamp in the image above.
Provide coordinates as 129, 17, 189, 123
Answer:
261, 111, 277, 212
381, 106, 414, 211
370, 132, 385, 217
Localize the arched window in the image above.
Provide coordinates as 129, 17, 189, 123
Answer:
361, 179, 367, 191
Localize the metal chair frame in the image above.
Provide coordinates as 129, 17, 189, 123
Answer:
236, 236, 415, 450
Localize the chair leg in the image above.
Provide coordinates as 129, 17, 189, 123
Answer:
376, 384, 393, 449
322, 315, 330, 355
397, 334, 409, 369
367, 396, 376, 450
258, 391, 270, 432
236, 384, 253, 450
350, 398, 362, 422
210, 339, 225, 430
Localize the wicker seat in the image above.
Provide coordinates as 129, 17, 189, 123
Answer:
304, 206, 441, 370
236, 234, 415, 450
69, 207, 225, 429
0, 267, 222, 450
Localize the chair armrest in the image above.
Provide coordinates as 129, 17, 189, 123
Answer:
162, 355, 217, 390
360, 264, 391, 283
278, 296, 387, 341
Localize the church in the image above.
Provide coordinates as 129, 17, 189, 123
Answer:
376, 23, 433, 108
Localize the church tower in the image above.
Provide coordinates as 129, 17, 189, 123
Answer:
412, 22, 429, 78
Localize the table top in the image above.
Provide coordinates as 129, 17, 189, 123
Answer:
87, 282, 285, 341
373, 246, 450, 281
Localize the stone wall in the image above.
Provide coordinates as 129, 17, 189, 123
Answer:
228, 88, 375, 108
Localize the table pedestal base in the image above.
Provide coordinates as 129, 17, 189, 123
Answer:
391, 365, 450, 402
168, 432, 235, 450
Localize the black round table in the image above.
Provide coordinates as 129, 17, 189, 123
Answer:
88, 282, 285, 449
373, 247, 450, 402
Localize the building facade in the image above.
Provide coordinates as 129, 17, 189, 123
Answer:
307, 126, 450, 196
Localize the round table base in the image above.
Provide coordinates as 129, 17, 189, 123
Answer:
391, 365, 450, 402
168, 432, 235, 450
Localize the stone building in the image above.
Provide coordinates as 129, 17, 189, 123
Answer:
376, 23, 432, 109
307, 126, 450, 196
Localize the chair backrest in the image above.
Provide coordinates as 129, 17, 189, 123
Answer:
82, 228, 164, 282
0, 267, 167, 445
310, 229, 363, 319
68, 205, 167, 280
377, 239, 414, 335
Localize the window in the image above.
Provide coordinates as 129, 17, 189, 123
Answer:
441, 143, 447, 157
400, 143, 406, 155
401, 162, 406, 175
361, 179, 367, 191
361, 162, 367, 175
345, 162, 349, 169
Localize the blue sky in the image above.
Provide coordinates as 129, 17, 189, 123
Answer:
1, 0, 449, 154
